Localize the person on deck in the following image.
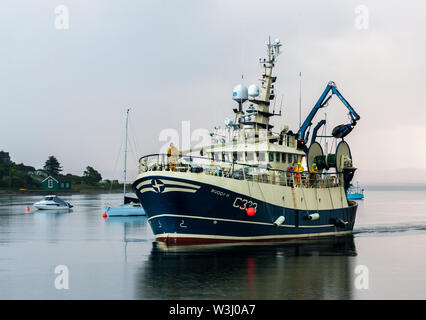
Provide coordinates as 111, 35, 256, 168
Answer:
167, 143, 179, 171
309, 162, 318, 187
294, 162, 304, 186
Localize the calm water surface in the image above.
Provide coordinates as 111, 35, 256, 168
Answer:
1, 188, 426, 299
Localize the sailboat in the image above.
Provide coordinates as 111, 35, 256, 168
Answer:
347, 181, 365, 200
104, 109, 146, 217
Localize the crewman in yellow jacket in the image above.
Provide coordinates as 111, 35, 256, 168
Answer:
309, 163, 318, 173
294, 162, 304, 186
309, 162, 318, 187
167, 143, 179, 171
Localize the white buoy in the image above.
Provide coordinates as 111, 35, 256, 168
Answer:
307, 213, 320, 221
273, 216, 285, 227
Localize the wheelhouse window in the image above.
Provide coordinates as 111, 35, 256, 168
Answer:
222, 152, 227, 162
237, 152, 244, 162
246, 152, 254, 162
288, 153, 292, 163
282, 153, 286, 163
275, 152, 280, 162
268, 152, 274, 162
257, 152, 266, 162
214, 153, 220, 161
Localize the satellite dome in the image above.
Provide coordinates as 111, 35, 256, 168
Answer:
248, 84, 260, 97
224, 118, 234, 126
232, 84, 248, 103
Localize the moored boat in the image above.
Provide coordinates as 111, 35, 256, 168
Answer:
347, 182, 365, 200
105, 196, 146, 217
104, 109, 146, 217
34, 195, 73, 210
132, 38, 361, 245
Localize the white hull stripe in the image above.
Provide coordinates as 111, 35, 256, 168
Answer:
158, 179, 201, 189
135, 180, 152, 189
162, 188, 198, 193
148, 213, 337, 228
140, 187, 198, 194
136, 179, 201, 190
155, 230, 352, 241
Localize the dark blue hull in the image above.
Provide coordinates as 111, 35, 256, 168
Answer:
132, 175, 357, 245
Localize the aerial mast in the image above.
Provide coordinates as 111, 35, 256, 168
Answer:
123, 108, 130, 196
251, 37, 282, 132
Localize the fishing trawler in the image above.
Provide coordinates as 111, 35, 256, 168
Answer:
132, 38, 361, 245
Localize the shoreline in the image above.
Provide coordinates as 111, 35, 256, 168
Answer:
0, 189, 125, 196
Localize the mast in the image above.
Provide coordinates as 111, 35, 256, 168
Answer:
252, 37, 282, 132
124, 108, 130, 196
299, 71, 302, 129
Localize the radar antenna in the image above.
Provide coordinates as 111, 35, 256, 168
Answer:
266, 36, 283, 63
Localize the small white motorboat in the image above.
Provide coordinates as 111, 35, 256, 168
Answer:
34, 195, 73, 210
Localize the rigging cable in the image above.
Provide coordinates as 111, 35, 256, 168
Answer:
107, 131, 124, 200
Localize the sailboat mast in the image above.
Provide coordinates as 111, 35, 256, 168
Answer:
124, 108, 130, 196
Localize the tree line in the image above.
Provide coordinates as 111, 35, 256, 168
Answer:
43, 155, 102, 185
0, 154, 104, 189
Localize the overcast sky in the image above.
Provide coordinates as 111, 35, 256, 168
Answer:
1, 0, 425, 184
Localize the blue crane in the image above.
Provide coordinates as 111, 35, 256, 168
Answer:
297, 81, 360, 144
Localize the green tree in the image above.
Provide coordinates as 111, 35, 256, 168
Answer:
83, 166, 102, 185
43, 156, 63, 175
65, 173, 84, 185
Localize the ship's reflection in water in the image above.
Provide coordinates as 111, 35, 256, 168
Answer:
136, 236, 357, 299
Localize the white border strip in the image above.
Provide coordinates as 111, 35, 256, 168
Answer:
140, 187, 198, 194
155, 230, 352, 241
135, 180, 151, 189
136, 179, 200, 191
159, 179, 201, 189
163, 188, 198, 193
148, 213, 337, 228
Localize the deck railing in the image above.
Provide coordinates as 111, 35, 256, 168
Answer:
138, 154, 343, 189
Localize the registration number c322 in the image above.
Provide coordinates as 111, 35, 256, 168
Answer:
233, 197, 258, 211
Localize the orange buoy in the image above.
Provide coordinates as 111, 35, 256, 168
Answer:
25, 206, 30, 213
102, 212, 108, 219
246, 207, 256, 216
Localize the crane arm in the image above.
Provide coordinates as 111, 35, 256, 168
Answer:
297, 81, 360, 143
311, 119, 326, 144
331, 85, 360, 123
